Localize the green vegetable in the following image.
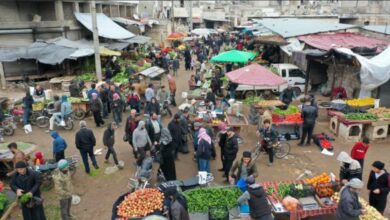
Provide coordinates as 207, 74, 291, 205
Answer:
266, 186, 275, 195
242, 96, 264, 105
183, 187, 242, 213
112, 72, 129, 84
68, 97, 88, 103
20, 193, 32, 204
0, 193, 8, 211
278, 183, 291, 199
274, 105, 299, 115
209, 207, 228, 220
288, 184, 313, 198
76, 73, 96, 81
345, 113, 378, 121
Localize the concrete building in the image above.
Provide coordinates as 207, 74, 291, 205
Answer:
0, 0, 138, 81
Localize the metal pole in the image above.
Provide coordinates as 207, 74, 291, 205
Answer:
0, 62, 6, 89
90, 0, 102, 81
189, 0, 193, 31
171, 0, 174, 32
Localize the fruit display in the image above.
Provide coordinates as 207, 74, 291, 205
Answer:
332, 192, 388, 220
285, 113, 303, 123
243, 96, 263, 105
183, 187, 242, 213
346, 98, 375, 107
345, 113, 378, 121
257, 100, 284, 107
304, 173, 331, 186
211, 119, 223, 125
315, 182, 339, 198
117, 188, 164, 218
367, 107, 390, 118
273, 105, 299, 115
282, 196, 300, 211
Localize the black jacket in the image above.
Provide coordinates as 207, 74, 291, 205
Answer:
90, 98, 103, 112
367, 170, 389, 198
224, 134, 239, 160
301, 105, 318, 125
11, 168, 42, 198
219, 133, 228, 153
103, 125, 115, 147
206, 92, 216, 105
197, 140, 212, 160
248, 185, 272, 218
168, 120, 183, 145
281, 88, 295, 104
75, 127, 96, 150
146, 119, 162, 143
145, 102, 160, 115
259, 127, 278, 144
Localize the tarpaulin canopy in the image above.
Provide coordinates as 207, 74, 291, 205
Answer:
210, 50, 256, 63
120, 35, 151, 44
100, 48, 121, 56
74, 12, 135, 39
255, 35, 288, 46
166, 32, 186, 41
191, 28, 217, 37
298, 33, 389, 53
226, 64, 286, 86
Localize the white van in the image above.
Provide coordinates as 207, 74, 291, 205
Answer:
235, 63, 306, 98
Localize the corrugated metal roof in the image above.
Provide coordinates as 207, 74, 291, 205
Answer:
112, 17, 142, 26
362, 25, 390, 35
173, 8, 189, 18
253, 18, 357, 38
298, 33, 389, 52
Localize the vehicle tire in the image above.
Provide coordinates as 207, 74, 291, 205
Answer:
293, 87, 302, 97
29, 112, 41, 125
36, 117, 50, 128
64, 120, 74, 130
244, 90, 255, 99
3, 126, 14, 136
73, 110, 86, 120
275, 141, 291, 159
41, 174, 54, 190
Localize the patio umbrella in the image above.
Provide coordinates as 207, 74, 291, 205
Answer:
226, 64, 286, 86
210, 50, 256, 63
166, 32, 185, 41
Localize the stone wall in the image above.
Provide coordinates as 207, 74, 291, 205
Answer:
325, 63, 361, 98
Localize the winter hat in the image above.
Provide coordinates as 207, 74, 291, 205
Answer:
245, 176, 255, 185
346, 178, 364, 189
58, 159, 69, 171
243, 151, 251, 158
15, 161, 27, 169
372, 161, 385, 170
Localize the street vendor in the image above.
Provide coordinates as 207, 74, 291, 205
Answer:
69, 80, 82, 97
280, 85, 296, 106
336, 178, 365, 220
257, 119, 278, 167
34, 84, 45, 99
337, 151, 363, 184
229, 151, 258, 184
6, 142, 30, 177
237, 176, 274, 220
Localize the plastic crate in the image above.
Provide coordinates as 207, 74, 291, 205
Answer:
32, 102, 44, 111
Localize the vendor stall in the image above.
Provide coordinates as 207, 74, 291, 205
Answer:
138, 66, 166, 87
0, 142, 36, 176
68, 97, 90, 120
271, 105, 303, 140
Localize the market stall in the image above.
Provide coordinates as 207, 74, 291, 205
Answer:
270, 105, 303, 140
68, 97, 90, 120
0, 142, 36, 176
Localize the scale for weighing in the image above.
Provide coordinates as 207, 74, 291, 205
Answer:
299, 196, 320, 210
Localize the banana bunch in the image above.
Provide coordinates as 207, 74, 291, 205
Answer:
346, 98, 375, 107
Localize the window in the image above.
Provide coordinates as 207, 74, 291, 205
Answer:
281, 69, 287, 77
289, 69, 305, 78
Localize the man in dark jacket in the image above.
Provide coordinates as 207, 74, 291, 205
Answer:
258, 119, 278, 166
168, 114, 184, 160
229, 151, 258, 183
218, 122, 228, 172
75, 121, 99, 174
223, 128, 239, 182
11, 161, 46, 220
238, 176, 274, 220
125, 109, 139, 158
336, 178, 365, 220
100, 84, 110, 118
51, 131, 67, 162
146, 112, 162, 145
179, 109, 190, 153
280, 85, 296, 106
90, 93, 105, 127
103, 122, 120, 167
165, 188, 190, 220
298, 99, 318, 146
367, 161, 389, 214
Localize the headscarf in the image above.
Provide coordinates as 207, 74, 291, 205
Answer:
198, 128, 211, 145
137, 120, 145, 130
113, 93, 120, 100
61, 95, 68, 103
92, 93, 98, 99
337, 151, 361, 170
167, 74, 173, 82
160, 128, 172, 145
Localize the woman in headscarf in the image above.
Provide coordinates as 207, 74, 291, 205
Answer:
337, 151, 362, 184
132, 120, 152, 166
159, 128, 176, 181
196, 128, 212, 173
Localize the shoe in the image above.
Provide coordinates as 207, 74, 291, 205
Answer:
104, 160, 109, 164
218, 168, 224, 172
297, 143, 304, 147
94, 165, 99, 169
268, 162, 273, 167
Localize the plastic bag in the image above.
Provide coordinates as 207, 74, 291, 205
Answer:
24, 124, 32, 134
59, 120, 66, 126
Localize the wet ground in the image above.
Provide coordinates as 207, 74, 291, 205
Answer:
3, 62, 389, 219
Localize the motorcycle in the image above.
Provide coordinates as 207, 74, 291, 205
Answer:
160, 100, 172, 117
9, 106, 42, 126
35, 156, 78, 189
35, 104, 74, 130
0, 116, 16, 136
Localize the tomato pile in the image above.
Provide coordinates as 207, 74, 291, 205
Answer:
285, 113, 303, 123
117, 188, 164, 218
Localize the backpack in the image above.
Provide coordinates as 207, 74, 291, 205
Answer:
127, 93, 139, 106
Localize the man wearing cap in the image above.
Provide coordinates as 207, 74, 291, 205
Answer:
75, 121, 99, 174
229, 151, 258, 184
280, 84, 296, 106
168, 114, 183, 159
237, 176, 274, 220
53, 159, 73, 220
336, 178, 365, 220
11, 161, 46, 220
367, 161, 389, 214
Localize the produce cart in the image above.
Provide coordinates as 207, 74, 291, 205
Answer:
69, 97, 90, 120
138, 66, 166, 88
271, 105, 303, 140
225, 113, 249, 135
0, 142, 36, 176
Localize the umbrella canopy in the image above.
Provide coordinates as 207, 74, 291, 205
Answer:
226, 64, 287, 86
210, 50, 256, 63
191, 28, 217, 36
166, 32, 185, 41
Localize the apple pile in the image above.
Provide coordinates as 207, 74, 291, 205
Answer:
117, 188, 164, 218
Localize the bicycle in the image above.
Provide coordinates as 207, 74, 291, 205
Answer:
251, 136, 291, 162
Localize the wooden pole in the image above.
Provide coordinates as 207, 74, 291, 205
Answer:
0, 62, 6, 89
90, 0, 102, 81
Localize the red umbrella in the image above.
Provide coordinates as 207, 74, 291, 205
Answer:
226, 64, 287, 86
166, 32, 185, 41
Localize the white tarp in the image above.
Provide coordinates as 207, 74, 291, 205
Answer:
335, 47, 390, 97
191, 28, 217, 37
74, 13, 135, 39
280, 38, 305, 56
